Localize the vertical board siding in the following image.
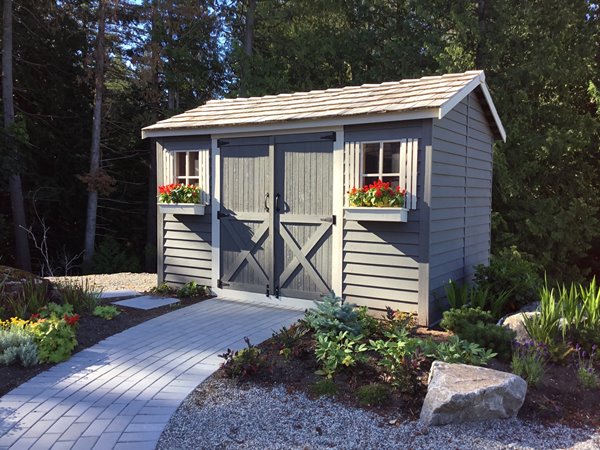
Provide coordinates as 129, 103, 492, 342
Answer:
157, 137, 213, 289
342, 122, 424, 314
429, 92, 493, 297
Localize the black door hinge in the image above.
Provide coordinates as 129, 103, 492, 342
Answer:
266, 284, 270, 297
217, 279, 230, 288
320, 215, 336, 225
274, 285, 280, 299
217, 211, 230, 220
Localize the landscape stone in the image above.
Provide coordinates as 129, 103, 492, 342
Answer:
420, 361, 527, 426
501, 312, 539, 343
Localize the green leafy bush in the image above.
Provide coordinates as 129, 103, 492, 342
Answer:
369, 329, 426, 392
0, 319, 39, 367
29, 313, 78, 363
56, 280, 101, 314
425, 336, 496, 366
383, 307, 416, 335
149, 283, 175, 295
89, 237, 141, 274
440, 307, 515, 360
314, 330, 367, 378
356, 306, 379, 338
177, 281, 207, 298
356, 383, 392, 406
304, 292, 362, 336
219, 337, 265, 379
511, 340, 547, 386
93, 305, 120, 320
310, 379, 338, 397
474, 246, 542, 313
444, 280, 511, 319
272, 324, 308, 359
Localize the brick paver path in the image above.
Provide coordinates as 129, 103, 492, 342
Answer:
0, 298, 303, 450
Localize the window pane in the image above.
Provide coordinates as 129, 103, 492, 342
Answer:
382, 176, 400, 189
190, 152, 199, 176
176, 153, 186, 177
383, 142, 400, 173
362, 176, 379, 187
363, 143, 380, 174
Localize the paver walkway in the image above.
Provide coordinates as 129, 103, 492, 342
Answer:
0, 298, 303, 450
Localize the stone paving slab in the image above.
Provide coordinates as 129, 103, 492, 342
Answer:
111, 295, 179, 310
0, 298, 304, 450
99, 290, 141, 300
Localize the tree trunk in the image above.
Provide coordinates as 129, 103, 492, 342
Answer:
240, 0, 256, 97
83, 0, 107, 268
3, 0, 31, 271
144, 0, 160, 273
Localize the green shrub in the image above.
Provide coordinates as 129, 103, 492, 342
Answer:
218, 337, 265, 379
29, 313, 78, 363
575, 344, 599, 389
511, 341, 547, 386
57, 280, 101, 314
149, 283, 175, 295
304, 292, 362, 335
356, 306, 379, 338
444, 280, 511, 319
272, 324, 308, 359
177, 281, 207, 298
0, 320, 39, 367
314, 330, 367, 378
426, 336, 496, 366
474, 246, 542, 313
310, 379, 338, 397
383, 307, 416, 335
440, 307, 514, 360
88, 237, 141, 274
356, 383, 392, 406
369, 329, 426, 393
93, 305, 120, 320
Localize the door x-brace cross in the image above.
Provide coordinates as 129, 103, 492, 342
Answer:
220, 219, 270, 285
278, 221, 331, 293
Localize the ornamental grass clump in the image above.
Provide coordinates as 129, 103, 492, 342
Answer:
511, 340, 547, 386
348, 180, 405, 207
158, 183, 201, 204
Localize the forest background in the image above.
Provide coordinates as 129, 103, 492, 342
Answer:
1, 0, 598, 283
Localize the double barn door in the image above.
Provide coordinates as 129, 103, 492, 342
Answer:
218, 132, 334, 300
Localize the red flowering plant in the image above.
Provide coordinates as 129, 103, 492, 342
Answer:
348, 180, 406, 207
158, 183, 201, 204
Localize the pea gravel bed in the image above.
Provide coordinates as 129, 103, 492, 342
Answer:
46, 272, 156, 293
157, 377, 600, 450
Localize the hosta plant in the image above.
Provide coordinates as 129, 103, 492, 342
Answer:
348, 180, 405, 207
158, 183, 201, 204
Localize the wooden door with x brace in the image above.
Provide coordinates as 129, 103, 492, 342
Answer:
218, 132, 334, 300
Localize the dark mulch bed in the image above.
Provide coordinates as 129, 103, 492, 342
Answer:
0, 294, 213, 397
223, 326, 600, 429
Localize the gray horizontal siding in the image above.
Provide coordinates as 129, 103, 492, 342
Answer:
162, 213, 212, 287
342, 121, 423, 314
429, 91, 493, 303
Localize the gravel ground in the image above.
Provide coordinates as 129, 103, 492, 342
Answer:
46, 272, 157, 293
158, 377, 600, 450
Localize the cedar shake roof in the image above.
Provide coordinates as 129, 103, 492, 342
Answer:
142, 70, 505, 141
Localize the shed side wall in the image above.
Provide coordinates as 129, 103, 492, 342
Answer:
429, 92, 493, 314
157, 137, 213, 288
342, 121, 424, 313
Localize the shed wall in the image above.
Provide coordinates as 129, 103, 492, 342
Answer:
429, 92, 493, 303
157, 138, 212, 287
342, 121, 425, 313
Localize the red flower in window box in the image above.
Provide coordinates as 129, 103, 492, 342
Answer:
348, 180, 406, 207
157, 183, 201, 204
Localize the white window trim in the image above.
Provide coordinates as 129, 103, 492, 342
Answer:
163, 148, 211, 205
360, 140, 403, 187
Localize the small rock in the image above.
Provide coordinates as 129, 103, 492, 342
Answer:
420, 361, 527, 426
501, 312, 539, 343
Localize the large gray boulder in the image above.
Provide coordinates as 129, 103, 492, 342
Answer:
500, 312, 539, 343
420, 361, 527, 426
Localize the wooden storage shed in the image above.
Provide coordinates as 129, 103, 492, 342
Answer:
142, 70, 506, 326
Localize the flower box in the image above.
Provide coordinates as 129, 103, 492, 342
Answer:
158, 203, 205, 215
344, 207, 408, 222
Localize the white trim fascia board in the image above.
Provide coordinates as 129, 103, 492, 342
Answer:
479, 82, 507, 142
210, 138, 220, 291
437, 77, 482, 120
141, 110, 438, 139
331, 127, 344, 297
211, 287, 315, 311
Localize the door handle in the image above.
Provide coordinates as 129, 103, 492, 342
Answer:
275, 193, 281, 212
264, 192, 270, 212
